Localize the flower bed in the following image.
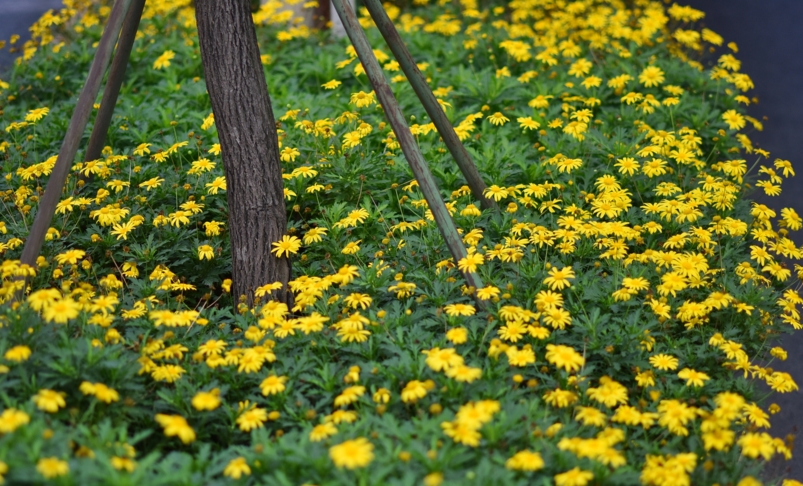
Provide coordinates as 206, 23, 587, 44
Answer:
0, 0, 800, 484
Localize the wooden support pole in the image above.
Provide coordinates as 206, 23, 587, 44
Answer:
330, 0, 485, 298
84, 0, 146, 163
20, 0, 134, 269
362, 0, 496, 210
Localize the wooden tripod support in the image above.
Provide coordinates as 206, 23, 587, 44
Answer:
18, 0, 487, 303
20, 0, 143, 270
330, 0, 487, 298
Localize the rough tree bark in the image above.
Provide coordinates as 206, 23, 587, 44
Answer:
312, 1, 331, 30
195, 0, 291, 305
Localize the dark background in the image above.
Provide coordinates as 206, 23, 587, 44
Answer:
1, 0, 802, 480
689, 1, 803, 480
0, 0, 64, 71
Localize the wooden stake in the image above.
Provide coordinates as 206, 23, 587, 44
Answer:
330, 0, 485, 298
362, 0, 496, 210
20, 0, 135, 270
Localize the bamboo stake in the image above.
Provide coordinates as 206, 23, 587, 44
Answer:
20, 0, 134, 269
83, 0, 146, 163
330, 0, 485, 297
361, 0, 496, 210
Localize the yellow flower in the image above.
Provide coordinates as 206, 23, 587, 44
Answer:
737, 432, 775, 460
349, 91, 375, 108
204, 221, 224, 236
198, 340, 227, 358
81, 382, 119, 403
657, 399, 697, 436
4, 345, 31, 362
110, 456, 136, 472
154, 414, 196, 444
139, 177, 164, 190
581, 75, 602, 89
33, 389, 66, 413
25, 107, 49, 123
324, 410, 357, 425
206, 176, 227, 194
329, 437, 374, 469
421, 472, 443, 486
702, 428, 735, 451
615, 157, 640, 176
223, 457, 251, 479
341, 240, 361, 255
545, 344, 585, 372
237, 407, 268, 431
343, 293, 372, 310
197, 245, 214, 261
575, 406, 608, 427
649, 354, 679, 371
443, 303, 475, 317
586, 378, 628, 407
441, 419, 481, 446
605, 74, 632, 91
153, 50, 175, 70
528, 94, 553, 108
200, 112, 215, 130
36, 457, 69, 479
133, 143, 151, 156
445, 365, 482, 383
542, 308, 572, 329
342, 131, 362, 149
42, 298, 81, 324
677, 368, 710, 387
424, 347, 464, 372
192, 389, 221, 411
457, 252, 484, 273
554, 467, 594, 486
635, 370, 656, 388
495, 66, 511, 78
517, 116, 540, 131
27, 289, 60, 312
486, 112, 510, 126
95, 383, 120, 403
310, 422, 338, 442
322, 80, 342, 89
543, 266, 575, 290
188, 158, 216, 175
638, 66, 665, 87
534, 290, 563, 310
722, 109, 746, 130
506, 450, 545, 471
482, 185, 508, 202
151, 362, 186, 382
271, 235, 301, 258
446, 327, 468, 344
476, 286, 500, 300
364, 387, 388, 406
401, 380, 427, 403
0, 408, 30, 434
280, 147, 300, 162
55, 249, 85, 265
770, 346, 788, 361
568, 58, 592, 77
334, 386, 366, 407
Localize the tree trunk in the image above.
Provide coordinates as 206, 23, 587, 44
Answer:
195, 0, 291, 306
313, 0, 331, 30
